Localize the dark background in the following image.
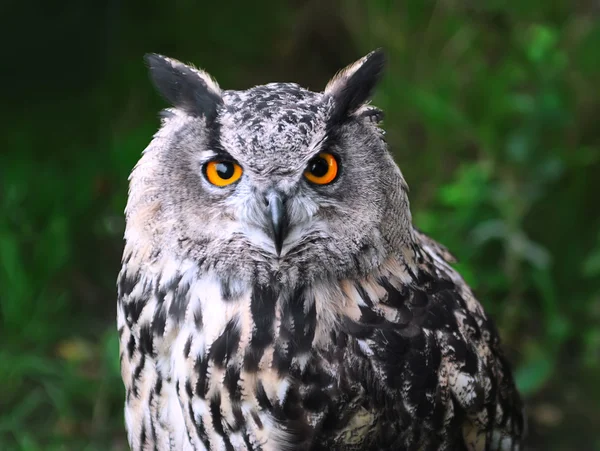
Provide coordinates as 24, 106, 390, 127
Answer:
1, 1, 599, 449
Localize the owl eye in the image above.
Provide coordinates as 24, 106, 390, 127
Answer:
204, 160, 243, 187
304, 152, 338, 185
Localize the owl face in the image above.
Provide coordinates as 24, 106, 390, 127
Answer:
127, 51, 412, 285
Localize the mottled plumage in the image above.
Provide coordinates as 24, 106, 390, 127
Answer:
117, 50, 525, 450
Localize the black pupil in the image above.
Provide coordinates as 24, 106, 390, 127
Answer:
216, 162, 235, 179
309, 157, 329, 177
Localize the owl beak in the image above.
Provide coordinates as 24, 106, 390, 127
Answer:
266, 192, 288, 256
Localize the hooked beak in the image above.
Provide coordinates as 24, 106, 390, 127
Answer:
265, 192, 288, 256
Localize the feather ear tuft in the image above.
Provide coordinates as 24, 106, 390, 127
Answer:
324, 49, 386, 123
144, 53, 223, 120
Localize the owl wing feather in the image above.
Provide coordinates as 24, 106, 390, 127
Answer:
338, 230, 525, 450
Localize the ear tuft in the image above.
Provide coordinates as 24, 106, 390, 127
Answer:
144, 53, 223, 120
325, 49, 386, 123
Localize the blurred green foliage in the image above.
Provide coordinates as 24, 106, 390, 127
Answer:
1, 0, 599, 449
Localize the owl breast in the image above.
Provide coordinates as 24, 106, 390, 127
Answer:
118, 243, 523, 451
118, 256, 352, 450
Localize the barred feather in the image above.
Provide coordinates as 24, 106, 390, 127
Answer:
118, 232, 524, 450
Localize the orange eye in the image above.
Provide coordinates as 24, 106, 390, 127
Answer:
204, 160, 243, 187
304, 152, 338, 185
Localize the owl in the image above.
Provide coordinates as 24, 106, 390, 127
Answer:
117, 50, 525, 451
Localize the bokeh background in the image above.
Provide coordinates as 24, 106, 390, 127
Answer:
2, 0, 600, 449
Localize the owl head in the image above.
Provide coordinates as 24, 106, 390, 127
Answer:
125, 50, 414, 287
